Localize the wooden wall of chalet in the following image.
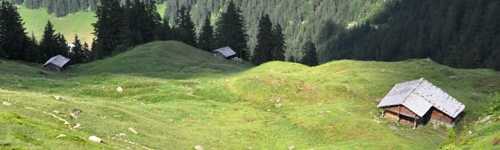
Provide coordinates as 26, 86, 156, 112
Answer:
430, 108, 454, 124
383, 105, 418, 118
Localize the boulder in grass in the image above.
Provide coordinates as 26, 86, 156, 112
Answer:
89, 136, 103, 143
2, 101, 12, 106
116, 86, 124, 93
194, 145, 204, 150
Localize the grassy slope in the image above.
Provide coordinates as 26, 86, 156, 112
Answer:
18, 6, 96, 44
0, 41, 499, 149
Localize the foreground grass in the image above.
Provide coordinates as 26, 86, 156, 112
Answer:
0, 41, 499, 149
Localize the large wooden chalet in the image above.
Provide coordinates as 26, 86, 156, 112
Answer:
377, 78, 465, 128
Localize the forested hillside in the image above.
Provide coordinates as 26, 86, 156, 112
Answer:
165, 0, 387, 57
320, 0, 500, 70
5, 0, 500, 70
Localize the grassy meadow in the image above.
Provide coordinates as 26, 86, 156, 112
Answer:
0, 41, 499, 149
17, 3, 167, 44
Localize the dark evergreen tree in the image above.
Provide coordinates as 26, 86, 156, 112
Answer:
123, 0, 161, 46
271, 23, 286, 61
70, 35, 87, 64
215, 1, 248, 60
301, 41, 318, 66
25, 33, 41, 62
174, 6, 196, 46
157, 17, 173, 41
197, 15, 214, 51
92, 0, 126, 59
39, 21, 58, 60
252, 14, 273, 65
0, 1, 31, 60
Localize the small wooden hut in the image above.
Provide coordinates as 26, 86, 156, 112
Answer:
213, 47, 237, 59
43, 55, 70, 72
377, 78, 465, 128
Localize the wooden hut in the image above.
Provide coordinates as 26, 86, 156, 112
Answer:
43, 55, 70, 72
377, 78, 465, 128
213, 47, 237, 59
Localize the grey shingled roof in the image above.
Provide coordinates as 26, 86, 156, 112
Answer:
44, 55, 70, 68
213, 47, 236, 58
377, 78, 465, 118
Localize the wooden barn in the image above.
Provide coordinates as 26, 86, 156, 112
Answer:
377, 78, 465, 128
213, 47, 237, 59
43, 55, 71, 72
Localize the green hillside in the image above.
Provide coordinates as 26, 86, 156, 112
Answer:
17, 3, 167, 44
18, 5, 96, 44
0, 41, 499, 149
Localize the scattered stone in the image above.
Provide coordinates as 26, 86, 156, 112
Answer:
70, 109, 82, 119
274, 103, 282, 108
56, 134, 66, 139
53, 96, 64, 101
118, 133, 127, 137
53, 110, 61, 114
128, 127, 138, 134
89, 136, 103, 143
2, 101, 12, 106
116, 86, 124, 93
72, 123, 81, 129
468, 130, 473, 135
288, 145, 295, 150
194, 145, 204, 150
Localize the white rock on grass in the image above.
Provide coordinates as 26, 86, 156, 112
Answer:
56, 134, 66, 139
194, 145, 204, 150
288, 145, 295, 150
2, 101, 12, 106
53, 96, 64, 101
89, 135, 103, 143
128, 127, 138, 134
116, 86, 124, 93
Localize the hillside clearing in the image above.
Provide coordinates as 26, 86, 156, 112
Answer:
0, 41, 499, 149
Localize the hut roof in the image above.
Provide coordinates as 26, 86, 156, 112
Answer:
377, 78, 465, 118
44, 55, 70, 68
213, 47, 236, 58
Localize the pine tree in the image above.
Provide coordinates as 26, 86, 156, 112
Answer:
198, 15, 214, 51
54, 33, 69, 57
70, 35, 86, 64
0, 1, 31, 60
252, 14, 273, 65
174, 6, 196, 46
92, 0, 126, 59
301, 41, 318, 66
157, 17, 173, 41
39, 21, 58, 60
271, 23, 286, 61
25, 33, 41, 63
215, 1, 248, 60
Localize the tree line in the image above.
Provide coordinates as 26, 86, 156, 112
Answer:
1, 0, 307, 66
319, 0, 500, 70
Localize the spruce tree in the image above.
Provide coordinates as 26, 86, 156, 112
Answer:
301, 41, 319, 66
215, 1, 248, 60
70, 35, 85, 64
271, 23, 286, 61
157, 17, 173, 41
252, 14, 273, 65
0, 1, 30, 60
39, 21, 58, 60
93, 0, 126, 59
174, 6, 196, 46
198, 15, 214, 51
25, 33, 41, 63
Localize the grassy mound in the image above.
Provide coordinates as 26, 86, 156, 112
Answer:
0, 41, 498, 149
